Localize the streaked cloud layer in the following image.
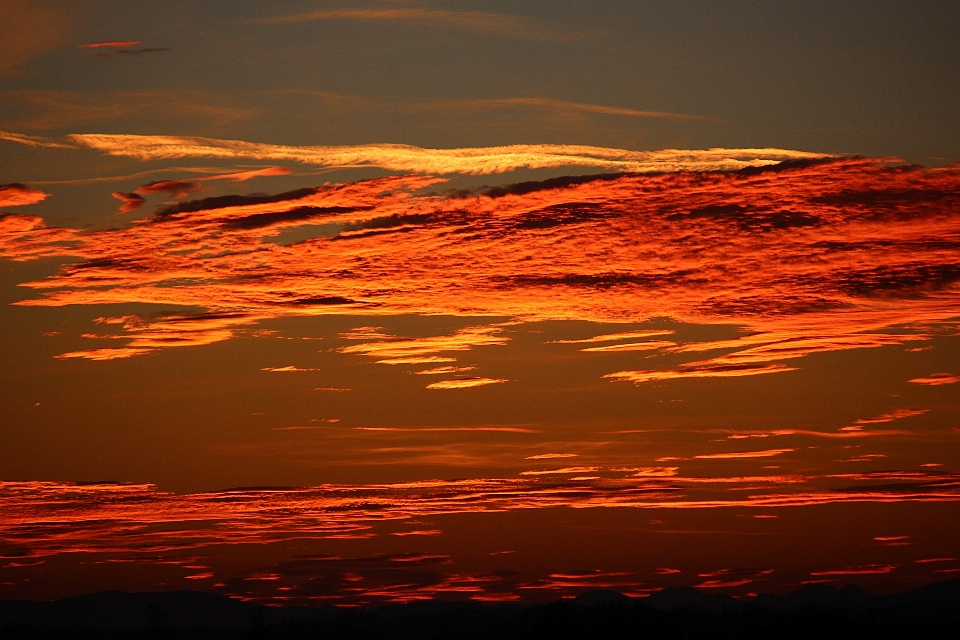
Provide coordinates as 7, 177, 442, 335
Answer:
3, 468, 959, 603
3, 148, 957, 384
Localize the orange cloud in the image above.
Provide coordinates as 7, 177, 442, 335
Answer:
909, 373, 960, 386
0, 213, 79, 261
694, 579, 753, 588
525, 453, 578, 460
196, 166, 292, 182
0, 129, 75, 149
549, 329, 675, 344
852, 408, 928, 426
355, 427, 539, 433
580, 340, 677, 352
604, 364, 797, 384
338, 325, 508, 362
78, 41, 143, 48
0, 183, 49, 207
519, 467, 601, 476
110, 191, 145, 213
2, 156, 957, 379
3, 470, 958, 565
425, 377, 508, 390
412, 365, 477, 375
49, 312, 261, 360
59, 133, 829, 174
54, 347, 152, 360
694, 449, 796, 460
631, 467, 679, 477
809, 564, 897, 576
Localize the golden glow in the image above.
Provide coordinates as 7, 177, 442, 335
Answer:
0, 131, 831, 174
425, 377, 508, 389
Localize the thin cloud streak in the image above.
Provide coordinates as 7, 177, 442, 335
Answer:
41, 132, 829, 174
253, 7, 597, 42
425, 377, 508, 390
0, 130, 74, 149
549, 330, 675, 344
78, 41, 143, 49
0, 92, 256, 130
694, 449, 796, 460
605, 364, 798, 384
910, 373, 960, 386
421, 97, 712, 122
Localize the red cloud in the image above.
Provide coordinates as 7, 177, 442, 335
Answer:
111, 191, 145, 213
78, 41, 144, 49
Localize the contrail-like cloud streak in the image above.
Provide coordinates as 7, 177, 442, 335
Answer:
64, 133, 828, 175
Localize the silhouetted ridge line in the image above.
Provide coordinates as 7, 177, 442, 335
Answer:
2, 578, 959, 639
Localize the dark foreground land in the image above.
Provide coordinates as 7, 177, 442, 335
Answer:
2, 579, 959, 640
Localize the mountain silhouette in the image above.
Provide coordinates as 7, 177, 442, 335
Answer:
1, 578, 958, 639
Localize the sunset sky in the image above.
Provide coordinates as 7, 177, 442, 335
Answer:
2, 0, 959, 605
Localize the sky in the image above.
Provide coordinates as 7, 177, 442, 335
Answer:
1, 0, 960, 605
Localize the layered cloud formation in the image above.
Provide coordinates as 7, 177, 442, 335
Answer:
3, 467, 959, 603
2, 150, 958, 389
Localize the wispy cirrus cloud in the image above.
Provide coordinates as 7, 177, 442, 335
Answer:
3, 130, 826, 174
418, 96, 712, 122
252, 6, 597, 42
0, 129, 74, 148
0, 92, 255, 130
